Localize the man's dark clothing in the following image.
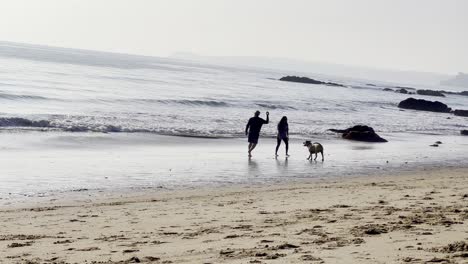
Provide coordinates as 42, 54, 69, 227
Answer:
246, 116, 268, 143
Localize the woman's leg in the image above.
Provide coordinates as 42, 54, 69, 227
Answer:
275, 137, 281, 156
284, 138, 289, 155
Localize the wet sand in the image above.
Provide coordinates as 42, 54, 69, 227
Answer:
1, 132, 468, 206
1, 167, 467, 263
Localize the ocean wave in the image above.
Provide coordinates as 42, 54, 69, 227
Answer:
0, 116, 317, 138
0, 92, 51, 101
0, 117, 51, 127
0, 115, 463, 139
0, 117, 240, 137
255, 103, 297, 110
100, 98, 297, 109
156, 99, 230, 107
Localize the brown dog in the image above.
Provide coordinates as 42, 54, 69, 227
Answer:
303, 141, 324, 161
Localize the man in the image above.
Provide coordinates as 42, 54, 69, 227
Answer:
245, 110, 269, 157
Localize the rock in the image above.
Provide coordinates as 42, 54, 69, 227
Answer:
438, 90, 458, 95
395, 88, 409, 94
395, 85, 416, 90
430, 144, 439, 147
398, 98, 452, 113
329, 125, 388, 143
461, 130, 468, 136
454, 109, 468, 117
460, 91, 468, 96
279, 76, 345, 87
383, 88, 394, 92
416, 89, 445, 97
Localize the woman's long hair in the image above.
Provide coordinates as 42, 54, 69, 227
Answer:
278, 116, 288, 130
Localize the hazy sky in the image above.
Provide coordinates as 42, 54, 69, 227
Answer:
0, 0, 467, 74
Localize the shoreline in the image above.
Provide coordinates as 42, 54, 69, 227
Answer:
1, 131, 468, 208
1, 167, 468, 263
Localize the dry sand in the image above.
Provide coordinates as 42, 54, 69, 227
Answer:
1, 168, 467, 264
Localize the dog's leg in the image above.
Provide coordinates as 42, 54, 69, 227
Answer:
314, 153, 318, 161
321, 151, 324, 161
307, 153, 311, 160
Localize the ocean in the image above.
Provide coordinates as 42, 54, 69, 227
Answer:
0, 42, 467, 206
1, 42, 467, 138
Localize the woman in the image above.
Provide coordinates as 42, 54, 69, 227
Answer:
275, 116, 289, 156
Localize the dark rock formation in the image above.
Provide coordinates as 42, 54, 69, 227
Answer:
460, 91, 468, 96
454, 110, 468, 117
383, 88, 393, 92
461, 130, 468, 136
438, 90, 456, 95
395, 88, 409, 94
329, 125, 387, 143
395, 86, 416, 90
416, 89, 445, 97
398, 98, 452, 113
279, 76, 345, 87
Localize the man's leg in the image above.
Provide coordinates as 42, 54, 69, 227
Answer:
250, 143, 257, 153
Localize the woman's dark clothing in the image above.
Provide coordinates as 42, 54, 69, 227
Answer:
277, 137, 289, 146
277, 123, 288, 139
276, 121, 289, 155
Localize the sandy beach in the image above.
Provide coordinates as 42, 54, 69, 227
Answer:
1, 167, 467, 263
1, 3, 468, 264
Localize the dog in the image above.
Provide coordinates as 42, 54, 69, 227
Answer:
303, 141, 324, 161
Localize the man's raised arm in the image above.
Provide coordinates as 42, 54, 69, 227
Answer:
245, 119, 251, 135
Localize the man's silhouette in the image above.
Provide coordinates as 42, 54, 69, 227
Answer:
245, 110, 269, 157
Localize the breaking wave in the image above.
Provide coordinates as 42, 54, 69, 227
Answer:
155, 99, 230, 107
0, 117, 51, 128
255, 103, 297, 110
0, 117, 243, 137
0, 92, 51, 101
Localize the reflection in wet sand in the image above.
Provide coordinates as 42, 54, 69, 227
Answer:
350, 145, 375, 150
275, 157, 289, 175
1, 133, 467, 204
247, 158, 259, 176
